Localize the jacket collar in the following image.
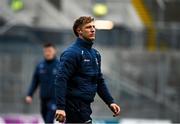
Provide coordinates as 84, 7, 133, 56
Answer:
45, 57, 57, 64
75, 38, 93, 49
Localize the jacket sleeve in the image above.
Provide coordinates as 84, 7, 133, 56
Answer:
55, 51, 79, 110
27, 65, 39, 97
97, 53, 114, 106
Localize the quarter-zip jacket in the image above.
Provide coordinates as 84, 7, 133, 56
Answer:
55, 38, 114, 110
27, 58, 59, 99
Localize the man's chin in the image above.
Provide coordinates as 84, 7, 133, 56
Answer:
82, 36, 95, 42
89, 37, 95, 41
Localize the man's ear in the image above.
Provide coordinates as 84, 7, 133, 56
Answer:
77, 28, 82, 35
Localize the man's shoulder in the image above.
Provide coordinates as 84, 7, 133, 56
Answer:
92, 48, 101, 56
62, 44, 82, 57
92, 48, 99, 52
35, 60, 45, 69
37, 60, 45, 67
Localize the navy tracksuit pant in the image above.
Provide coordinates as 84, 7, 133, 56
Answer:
65, 98, 92, 123
40, 98, 56, 123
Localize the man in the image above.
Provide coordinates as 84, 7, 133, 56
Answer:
55, 16, 120, 123
25, 43, 58, 123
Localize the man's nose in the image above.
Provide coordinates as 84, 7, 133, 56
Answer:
91, 27, 95, 32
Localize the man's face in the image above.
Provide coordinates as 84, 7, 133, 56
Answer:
78, 21, 96, 41
43, 47, 56, 60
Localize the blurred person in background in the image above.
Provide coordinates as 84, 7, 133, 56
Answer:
25, 43, 59, 123
55, 16, 120, 123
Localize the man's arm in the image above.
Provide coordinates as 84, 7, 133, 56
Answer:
55, 50, 79, 122
97, 73, 114, 105
97, 53, 120, 116
25, 66, 39, 104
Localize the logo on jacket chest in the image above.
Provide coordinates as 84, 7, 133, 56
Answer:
39, 64, 46, 74
52, 68, 57, 75
39, 63, 57, 75
95, 58, 99, 65
84, 59, 90, 62
39, 68, 47, 74
81, 50, 99, 66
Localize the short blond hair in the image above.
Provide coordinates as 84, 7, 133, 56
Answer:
73, 16, 94, 37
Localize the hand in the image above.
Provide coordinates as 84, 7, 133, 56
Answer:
55, 110, 66, 123
109, 103, 120, 117
25, 96, 32, 104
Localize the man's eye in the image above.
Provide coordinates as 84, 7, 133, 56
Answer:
85, 25, 95, 29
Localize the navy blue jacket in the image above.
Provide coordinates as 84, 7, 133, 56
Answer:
55, 38, 114, 110
27, 58, 59, 99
